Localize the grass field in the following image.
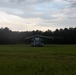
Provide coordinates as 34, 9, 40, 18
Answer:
0, 45, 76, 75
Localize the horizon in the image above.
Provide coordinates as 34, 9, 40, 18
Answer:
0, 26, 76, 32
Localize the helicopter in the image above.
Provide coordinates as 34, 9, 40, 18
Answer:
25, 35, 61, 47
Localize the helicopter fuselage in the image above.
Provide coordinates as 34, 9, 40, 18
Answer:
31, 37, 43, 47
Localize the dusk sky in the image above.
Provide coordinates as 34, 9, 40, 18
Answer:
0, 0, 76, 31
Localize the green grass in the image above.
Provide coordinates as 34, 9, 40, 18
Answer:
0, 45, 76, 75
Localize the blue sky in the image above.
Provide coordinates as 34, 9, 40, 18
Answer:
0, 0, 76, 31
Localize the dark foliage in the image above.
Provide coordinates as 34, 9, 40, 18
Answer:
0, 27, 76, 44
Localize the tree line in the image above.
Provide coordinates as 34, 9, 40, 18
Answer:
0, 27, 76, 44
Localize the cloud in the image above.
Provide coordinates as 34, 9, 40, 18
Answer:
0, 11, 43, 31
64, 0, 76, 8
0, 0, 76, 31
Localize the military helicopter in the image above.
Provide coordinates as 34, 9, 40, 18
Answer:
25, 35, 58, 47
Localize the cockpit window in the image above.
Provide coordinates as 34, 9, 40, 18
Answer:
35, 37, 39, 41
